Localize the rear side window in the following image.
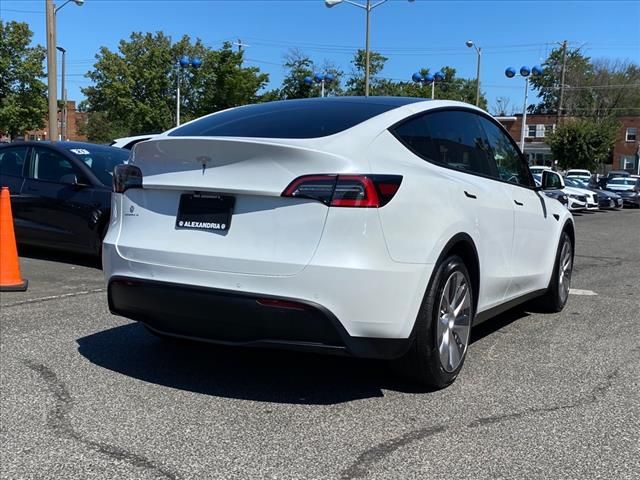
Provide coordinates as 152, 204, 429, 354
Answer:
478, 116, 534, 187
168, 100, 405, 139
391, 110, 498, 178
0, 146, 29, 178
29, 147, 79, 183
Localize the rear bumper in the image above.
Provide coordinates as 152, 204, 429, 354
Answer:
620, 194, 640, 206
108, 276, 412, 359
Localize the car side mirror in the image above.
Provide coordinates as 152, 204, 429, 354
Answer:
541, 170, 564, 190
60, 173, 89, 188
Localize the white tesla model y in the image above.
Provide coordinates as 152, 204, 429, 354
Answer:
103, 97, 574, 388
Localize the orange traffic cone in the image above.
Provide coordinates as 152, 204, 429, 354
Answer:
0, 187, 27, 291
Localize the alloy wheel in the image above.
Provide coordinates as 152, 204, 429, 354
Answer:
558, 240, 573, 305
436, 271, 472, 373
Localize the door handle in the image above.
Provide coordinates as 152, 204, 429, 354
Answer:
514, 200, 524, 206
464, 191, 477, 199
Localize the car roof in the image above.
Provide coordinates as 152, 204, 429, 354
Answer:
3, 140, 104, 148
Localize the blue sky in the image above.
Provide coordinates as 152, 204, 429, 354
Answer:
2, 0, 639, 113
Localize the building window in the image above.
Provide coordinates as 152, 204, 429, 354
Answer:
625, 127, 637, 142
527, 125, 537, 137
545, 124, 555, 136
621, 156, 637, 171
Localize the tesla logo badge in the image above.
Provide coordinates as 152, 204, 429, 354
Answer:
130, 205, 135, 213
197, 156, 212, 175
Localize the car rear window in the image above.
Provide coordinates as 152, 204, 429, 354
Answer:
609, 178, 635, 185
168, 98, 420, 139
64, 144, 130, 185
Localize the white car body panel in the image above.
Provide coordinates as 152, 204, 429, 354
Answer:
103, 99, 573, 346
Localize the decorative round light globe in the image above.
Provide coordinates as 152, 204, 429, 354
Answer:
424, 73, 434, 83
303, 76, 313, 86
324, 73, 335, 83
434, 71, 445, 82
465, 40, 474, 48
314, 73, 324, 83
520, 66, 531, 77
412, 72, 423, 83
179, 56, 191, 68
191, 57, 202, 68
505, 67, 516, 78
532, 65, 543, 76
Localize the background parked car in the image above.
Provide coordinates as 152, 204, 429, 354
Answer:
535, 172, 590, 211
565, 177, 622, 209
598, 169, 630, 189
0, 141, 130, 255
565, 169, 592, 182
605, 177, 640, 208
529, 165, 552, 176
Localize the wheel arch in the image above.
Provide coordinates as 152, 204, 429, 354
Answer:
562, 219, 575, 251
432, 233, 481, 314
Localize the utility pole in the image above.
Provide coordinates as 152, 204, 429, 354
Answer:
364, 0, 371, 97
57, 46, 66, 140
233, 39, 249, 66
46, 0, 58, 141
557, 40, 568, 125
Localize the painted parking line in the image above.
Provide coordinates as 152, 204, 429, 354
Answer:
569, 288, 598, 296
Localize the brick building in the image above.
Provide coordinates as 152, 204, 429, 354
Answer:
497, 114, 640, 174
24, 100, 87, 142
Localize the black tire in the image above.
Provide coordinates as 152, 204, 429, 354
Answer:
401, 255, 474, 389
534, 231, 573, 313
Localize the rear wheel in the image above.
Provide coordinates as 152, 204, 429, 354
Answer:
403, 255, 474, 389
535, 231, 573, 313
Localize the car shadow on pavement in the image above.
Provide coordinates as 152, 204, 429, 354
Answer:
77, 307, 531, 405
76, 322, 430, 405
470, 307, 529, 344
18, 245, 101, 269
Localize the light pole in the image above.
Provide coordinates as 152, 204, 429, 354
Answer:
411, 70, 444, 99
175, 55, 202, 127
325, 0, 415, 97
56, 46, 66, 140
46, 0, 84, 142
505, 65, 542, 153
304, 73, 336, 97
465, 40, 481, 107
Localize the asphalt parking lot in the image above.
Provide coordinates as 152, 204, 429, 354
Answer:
1, 209, 639, 480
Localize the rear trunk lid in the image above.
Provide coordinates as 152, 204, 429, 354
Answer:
115, 137, 355, 276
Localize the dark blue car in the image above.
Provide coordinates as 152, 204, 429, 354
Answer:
0, 141, 129, 255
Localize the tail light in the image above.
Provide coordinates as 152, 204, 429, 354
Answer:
113, 164, 143, 193
282, 174, 402, 208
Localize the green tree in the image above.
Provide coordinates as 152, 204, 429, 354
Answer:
277, 50, 344, 100
529, 46, 640, 118
547, 118, 619, 171
0, 21, 47, 138
82, 32, 269, 137
345, 49, 389, 95
344, 53, 487, 108
279, 50, 315, 99
529, 46, 592, 115
190, 42, 269, 117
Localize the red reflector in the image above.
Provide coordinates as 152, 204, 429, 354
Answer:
377, 182, 400, 196
256, 298, 309, 311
